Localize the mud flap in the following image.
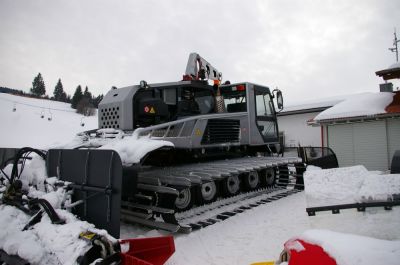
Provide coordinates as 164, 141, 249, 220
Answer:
47, 149, 123, 238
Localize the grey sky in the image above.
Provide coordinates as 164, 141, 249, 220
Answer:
0, 0, 399, 104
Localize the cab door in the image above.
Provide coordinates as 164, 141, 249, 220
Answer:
254, 86, 279, 143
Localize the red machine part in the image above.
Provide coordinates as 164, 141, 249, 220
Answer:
119, 236, 175, 265
284, 239, 337, 265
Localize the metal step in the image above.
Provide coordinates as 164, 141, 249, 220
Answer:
121, 214, 184, 233
120, 208, 152, 219
138, 174, 192, 187
137, 183, 179, 195
121, 201, 175, 214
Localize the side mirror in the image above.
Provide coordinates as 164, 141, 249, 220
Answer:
276, 90, 283, 110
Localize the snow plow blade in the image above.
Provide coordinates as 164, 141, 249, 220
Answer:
47, 148, 125, 238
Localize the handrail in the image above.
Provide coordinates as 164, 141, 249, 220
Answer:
133, 112, 247, 140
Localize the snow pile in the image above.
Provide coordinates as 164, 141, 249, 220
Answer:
19, 155, 48, 190
57, 128, 174, 166
0, 204, 110, 264
99, 133, 174, 165
299, 229, 400, 265
314, 92, 394, 121
0, 93, 97, 149
304, 165, 400, 207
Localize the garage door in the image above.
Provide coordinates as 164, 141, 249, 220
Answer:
328, 121, 388, 171
328, 124, 354, 167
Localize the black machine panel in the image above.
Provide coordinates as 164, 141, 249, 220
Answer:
47, 149, 123, 238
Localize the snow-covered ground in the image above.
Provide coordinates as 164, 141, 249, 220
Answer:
1, 93, 400, 265
0, 93, 97, 149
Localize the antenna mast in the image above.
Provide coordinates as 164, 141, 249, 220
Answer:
389, 28, 400, 62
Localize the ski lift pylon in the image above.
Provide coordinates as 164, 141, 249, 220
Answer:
48, 109, 52, 121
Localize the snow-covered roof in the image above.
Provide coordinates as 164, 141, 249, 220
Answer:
375, 62, 400, 80
311, 92, 400, 123
280, 95, 348, 115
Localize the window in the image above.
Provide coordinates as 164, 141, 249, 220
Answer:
255, 88, 278, 141
256, 93, 273, 116
220, 87, 247, 113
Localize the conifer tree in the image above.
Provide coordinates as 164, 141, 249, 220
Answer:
83, 86, 92, 101
53, 78, 65, 101
30, 73, 46, 97
71, 85, 83, 109
60, 91, 68, 102
92, 94, 104, 108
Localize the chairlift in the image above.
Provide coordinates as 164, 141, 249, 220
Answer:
80, 117, 85, 127
40, 109, 45, 118
48, 109, 52, 121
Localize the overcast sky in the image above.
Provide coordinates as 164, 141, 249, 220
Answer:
1, 0, 399, 104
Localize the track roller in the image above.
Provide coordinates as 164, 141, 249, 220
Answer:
242, 171, 260, 191
200, 181, 218, 204
174, 187, 195, 212
260, 167, 276, 187
221, 175, 240, 196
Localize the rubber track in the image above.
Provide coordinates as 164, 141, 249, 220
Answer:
177, 187, 302, 232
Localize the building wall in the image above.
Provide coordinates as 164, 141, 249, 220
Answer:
277, 112, 321, 147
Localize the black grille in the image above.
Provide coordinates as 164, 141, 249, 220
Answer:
201, 119, 240, 144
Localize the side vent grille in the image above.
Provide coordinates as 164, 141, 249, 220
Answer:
201, 119, 240, 145
100, 106, 120, 129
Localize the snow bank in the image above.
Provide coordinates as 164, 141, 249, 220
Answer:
314, 92, 394, 121
304, 165, 400, 206
299, 229, 400, 265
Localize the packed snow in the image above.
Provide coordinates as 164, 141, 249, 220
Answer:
314, 92, 394, 121
1, 93, 400, 265
304, 165, 400, 206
